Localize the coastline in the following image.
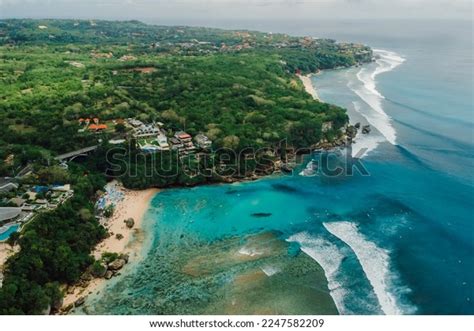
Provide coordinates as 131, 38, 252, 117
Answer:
297, 73, 321, 101
61, 185, 159, 310
0, 243, 19, 287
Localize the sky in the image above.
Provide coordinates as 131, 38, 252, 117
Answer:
0, 0, 472, 22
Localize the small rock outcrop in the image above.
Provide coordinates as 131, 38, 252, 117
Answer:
119, 253, 130, 263
346, 125, 358, 140
74, 297, 86, 307
124, 218, 135, 229
108, 258, 126, 271
362, 125, 371, 134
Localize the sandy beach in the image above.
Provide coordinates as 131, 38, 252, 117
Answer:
0, 242, 19, 270
0, 243, 19, 288
62, 184, 159, 308
298, 73, 321, 101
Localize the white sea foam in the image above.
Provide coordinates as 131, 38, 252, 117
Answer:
350, 101, 386, 158
237, 246, 262, 257
350, 49, 405, 145
299, 160, 317, 177
261, 265, 281, 277
287, 232, 348, 314
323, 221, 408, 315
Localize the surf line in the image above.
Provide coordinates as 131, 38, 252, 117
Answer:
287, 232, 349, 314
323, 221, 407, 315
349, 49, 405, 146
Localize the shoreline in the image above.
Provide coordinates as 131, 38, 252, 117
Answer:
0, 243, 19, 287
297, 73, 321, 101
61, 184, 159, 310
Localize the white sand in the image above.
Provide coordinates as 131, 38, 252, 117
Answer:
62, 186, 159, 307
0, 243, 19, 270
298, 74, 321, 101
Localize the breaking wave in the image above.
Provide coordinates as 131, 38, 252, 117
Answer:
350, 101, 387, 158
349, 49, 405, 145
323, 221, 415, 315
287, 232, 348, 314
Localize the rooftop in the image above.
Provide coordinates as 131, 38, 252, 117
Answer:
0, 207, 22, 222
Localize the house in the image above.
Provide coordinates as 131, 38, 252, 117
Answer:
194, 134, 212, 150
88, 124, 108, 131
174, 131, 196, 153
0, 178, 18, 193
133, 125, 160, 138
169, 137, 184, 151
174, 131, 192, 142
127, 118, 144, 128
156, 134, 170, 151
9, 197, 25, 207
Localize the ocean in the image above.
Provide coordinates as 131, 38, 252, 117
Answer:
84, 19, 473, 315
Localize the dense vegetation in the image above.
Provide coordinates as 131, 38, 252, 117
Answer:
0, 19, 372, 314
0, 165, 106, 314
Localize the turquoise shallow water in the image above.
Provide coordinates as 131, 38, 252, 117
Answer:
85, 20, 473, 315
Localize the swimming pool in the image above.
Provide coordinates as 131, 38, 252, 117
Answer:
0, 224, 20, 241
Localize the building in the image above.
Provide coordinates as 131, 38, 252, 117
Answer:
134, 124, 160, 138
0, 178, 18, 193
109, 139, 126, 145
169, 137, 184, 151
51, 184, 71, 192
9, 197, 25, 207
156, 134, 170, 151
174, 131, 192, 142
127, 118, 144, 128
0, 207, 22, 223
174, 131, 196, 153
194, 134, 212, 150
88, 124, 108, 131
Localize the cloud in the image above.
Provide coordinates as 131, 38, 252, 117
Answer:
0, 0, 472, 20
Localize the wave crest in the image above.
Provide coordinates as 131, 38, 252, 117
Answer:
323, 221, 416, 315
350, 49, 405, 146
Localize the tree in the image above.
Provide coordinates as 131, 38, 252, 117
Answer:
7, 232, 20, 247
36, 166, 69, 185
115, 123, 126, 133
103, 205, 114, 218
222, 135, 240, 149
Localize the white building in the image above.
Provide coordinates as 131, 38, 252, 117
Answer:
156, 134, 170, 150
133, 125, 160, 138
195, 134, 212, 149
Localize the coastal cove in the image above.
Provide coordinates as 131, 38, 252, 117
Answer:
62, 183, 158, 311
0, 19, 375, 315
78, 20, 473, 315
0, 19, 471, 317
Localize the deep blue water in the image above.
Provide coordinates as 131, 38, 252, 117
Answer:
88, 20, 473, 315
